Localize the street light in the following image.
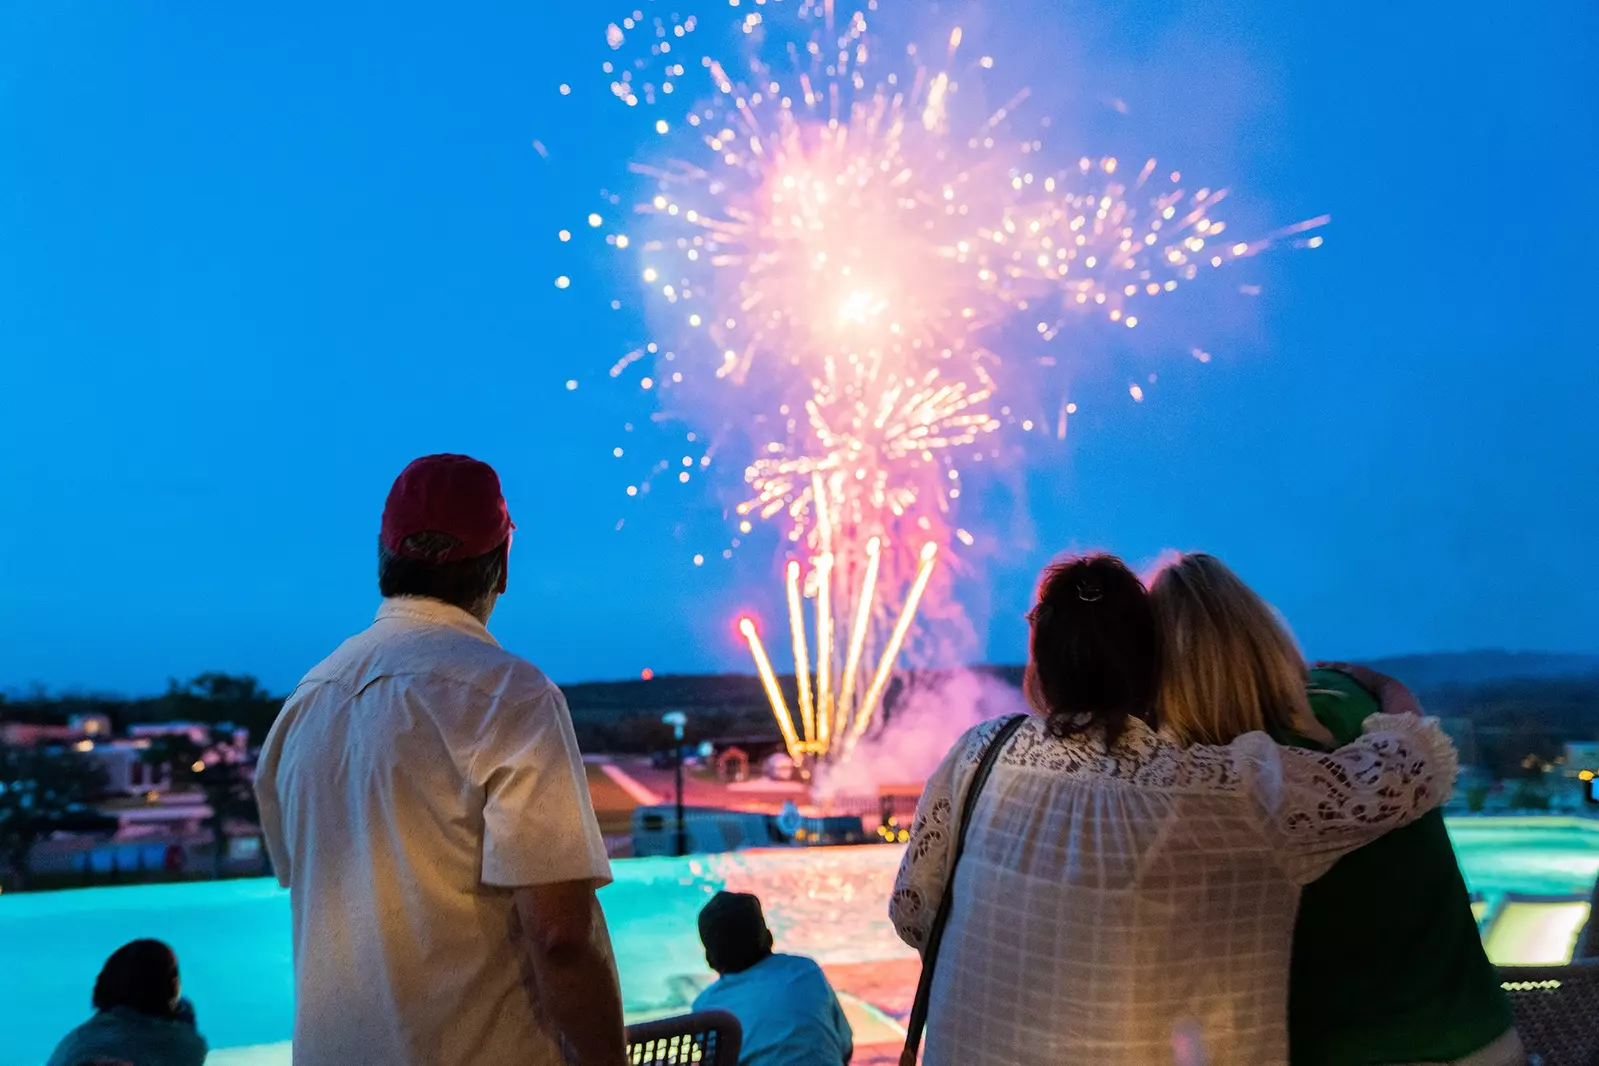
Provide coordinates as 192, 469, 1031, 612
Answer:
662, 711, 688, 857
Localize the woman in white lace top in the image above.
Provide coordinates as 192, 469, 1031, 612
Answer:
890, 554, 1458, 1066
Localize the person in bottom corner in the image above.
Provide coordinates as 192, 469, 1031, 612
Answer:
46, 939, 207, 1066
692, 891, 853, 1066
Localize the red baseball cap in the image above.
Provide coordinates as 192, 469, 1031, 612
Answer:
380, 454, 514, 562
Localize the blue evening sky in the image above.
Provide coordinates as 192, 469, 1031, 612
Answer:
2, 1, 1595, 695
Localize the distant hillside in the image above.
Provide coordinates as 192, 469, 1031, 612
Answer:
563, 673, 772, 716
1364, 651, 1599, 692
559, 665, 1028, 752
1321, 652, 1599, 779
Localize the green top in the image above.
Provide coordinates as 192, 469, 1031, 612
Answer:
1279, 670, 1513, 1066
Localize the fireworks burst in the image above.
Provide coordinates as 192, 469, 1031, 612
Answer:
586, 0, 1325, 762
603, 0, 1323, 546
740, 361, 997, 540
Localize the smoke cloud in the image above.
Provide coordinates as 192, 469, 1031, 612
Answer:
812, 668, 1031, 801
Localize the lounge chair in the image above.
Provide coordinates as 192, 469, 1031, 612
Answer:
1499, 959, 1599, 1066
626, 1009, 743, 1066
1480, 893, 1592, 966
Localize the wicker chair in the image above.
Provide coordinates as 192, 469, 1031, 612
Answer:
626, 1009, 743, 1066
1500, 959, 1599, 1066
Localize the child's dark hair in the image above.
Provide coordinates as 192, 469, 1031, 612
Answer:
1027, 553, 1161, 747
93, 939, 180, 1019
698, 891, 774, 976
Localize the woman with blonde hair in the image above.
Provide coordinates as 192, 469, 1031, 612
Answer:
1149, 552, 1521, 1066
892, 553, 1460, 1066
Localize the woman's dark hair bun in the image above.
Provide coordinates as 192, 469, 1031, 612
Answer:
1029, 553, 1160, 746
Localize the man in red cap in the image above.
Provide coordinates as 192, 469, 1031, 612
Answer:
255, 454, 624, 1066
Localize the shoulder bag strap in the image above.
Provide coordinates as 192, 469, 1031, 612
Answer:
899, 713, 1029, 1066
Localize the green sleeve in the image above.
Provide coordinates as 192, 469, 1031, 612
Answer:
1306, 668, 1382, 746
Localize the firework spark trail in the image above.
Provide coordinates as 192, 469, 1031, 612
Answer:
595, 0, 1325, 761
772, 531, 937, 762
785, 559, 816, 743
739, 616, 803, 762
811, 470, 837, 744
846, 539, 939, 754
836, 533, 881, 739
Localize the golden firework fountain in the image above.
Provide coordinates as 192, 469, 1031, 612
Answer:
739, 471, 942, 767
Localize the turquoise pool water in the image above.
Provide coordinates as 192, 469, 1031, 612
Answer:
2, 818, 1596, 1066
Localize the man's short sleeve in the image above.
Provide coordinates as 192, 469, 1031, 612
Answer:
477, 680, 612, 888
253, 695, 299, 889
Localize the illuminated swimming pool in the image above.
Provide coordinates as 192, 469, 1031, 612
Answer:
2, 818, 1595, 1066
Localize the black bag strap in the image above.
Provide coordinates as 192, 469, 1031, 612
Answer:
899, 714, 1029, 1066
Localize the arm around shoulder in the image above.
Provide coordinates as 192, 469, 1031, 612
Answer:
1249, 712, 1458, 884
252, 714, 292, 889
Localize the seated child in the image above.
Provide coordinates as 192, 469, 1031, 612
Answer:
693, 891, 853, 1066
46, 939, 208, 1066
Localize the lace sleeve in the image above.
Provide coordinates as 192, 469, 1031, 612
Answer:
1242, 712, 1459, 885
889, 720, 1000, 952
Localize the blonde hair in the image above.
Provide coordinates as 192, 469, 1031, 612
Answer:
1148, 553, 1311, 745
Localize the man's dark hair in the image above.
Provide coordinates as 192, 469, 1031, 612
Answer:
377, 533, 508, 612
93, 939, 179, 1019
1027, 553, 1160, 748
698, 891, 774, 975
